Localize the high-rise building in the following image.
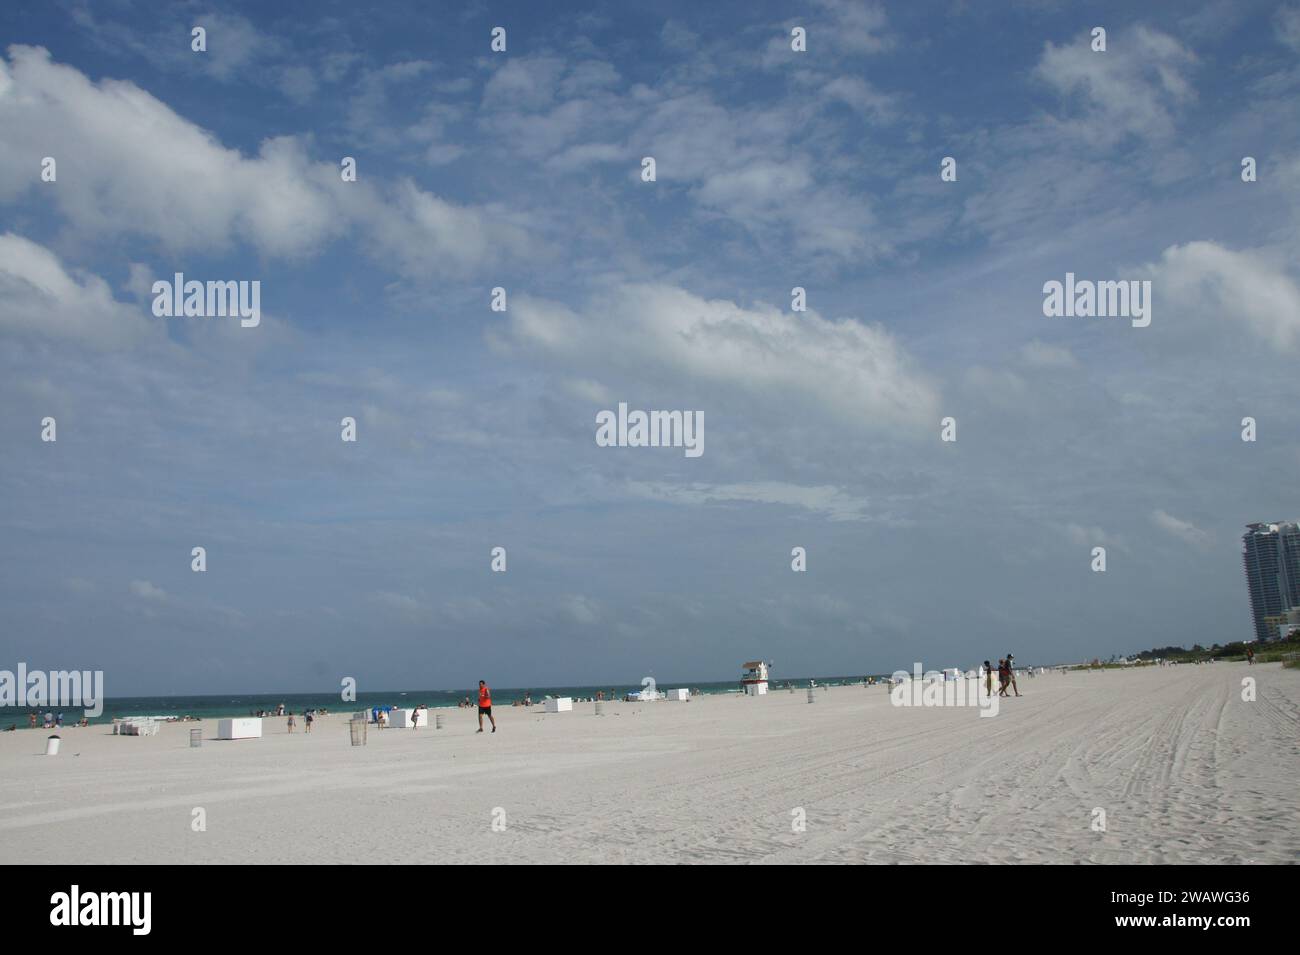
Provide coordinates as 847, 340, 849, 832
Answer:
1242, 522, 1300, 641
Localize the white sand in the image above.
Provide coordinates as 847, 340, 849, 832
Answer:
1, 662, 1297, 864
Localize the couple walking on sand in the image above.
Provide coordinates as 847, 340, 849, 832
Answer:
983, 655, 1021, 698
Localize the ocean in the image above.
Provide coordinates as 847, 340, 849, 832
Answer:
2, 675, 891, 727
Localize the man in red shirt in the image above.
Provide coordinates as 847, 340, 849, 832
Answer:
477, 680, 496, 734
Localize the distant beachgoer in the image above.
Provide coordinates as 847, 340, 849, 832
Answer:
983, 661, 994, 696
287, 712, 296, 733
477, 681, 496, 734
28, 713, 36, 729
1246, 646, 1255, 665
55, 712, 63, 727
305, 711, 314, 733
378, 710, 388, 729
411, 708, 420, 730
997, 659, 1010, 697
1007, 654, 1021, 696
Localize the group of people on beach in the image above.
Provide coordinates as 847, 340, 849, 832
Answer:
983, 655, 1021, 698
285, 709, 317, 733
3, 712, 91, 732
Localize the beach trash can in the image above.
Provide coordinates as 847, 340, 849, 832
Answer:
349, 717, 367, 746
45, 735, 61, 756
189, 728, 202, 748
435, 712, 444, 730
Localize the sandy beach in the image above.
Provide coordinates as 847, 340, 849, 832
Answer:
1, 662, 1297, 864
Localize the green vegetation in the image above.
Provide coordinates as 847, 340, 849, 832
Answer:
1130, 632, 1300, 665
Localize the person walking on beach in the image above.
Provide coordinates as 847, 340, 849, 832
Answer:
305, 710, 314, 733
1007, 654, 1021, 697
477, 680, 496, 734
997, 659, 1010, 697
1246, 646, 1255, 665
287, 711, 296, 733
411, 707, 420, 730
983, 660, 994, 697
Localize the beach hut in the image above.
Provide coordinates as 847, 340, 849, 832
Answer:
543, 697, 573, 713
665, 688, 690, 701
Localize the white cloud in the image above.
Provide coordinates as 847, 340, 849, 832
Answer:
1146, 241, 1300, 349
1064, 523, 1125, 553
502, 284, 939, 433
0, 234, 157, 347
1276, 5, 1300, 52
820, 76, 898, 120
562, 378, 612, 403
812, 0, 893, 55
562, 595, 600, 625
0, 47, 528, 277
1036, 27, 1197, 143
1152, 509, 1209, 547
129, 580, 167, 601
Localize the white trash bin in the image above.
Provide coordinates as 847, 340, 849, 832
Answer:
45, 735, 60, 756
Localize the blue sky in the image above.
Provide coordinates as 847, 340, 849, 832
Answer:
1, 0, 1298, 695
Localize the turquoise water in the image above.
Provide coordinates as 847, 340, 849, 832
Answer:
1, 675, 890, 727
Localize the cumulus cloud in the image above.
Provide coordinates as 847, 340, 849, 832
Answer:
1035, 27, 1197, 143
0, 46, 529, 276
501, 284, 940, 433
0, 234, 157, 347
1146, 241, 1300, 349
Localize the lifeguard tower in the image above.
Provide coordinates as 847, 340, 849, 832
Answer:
741, 660, 770, 695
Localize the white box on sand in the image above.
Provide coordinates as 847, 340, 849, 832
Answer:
665, 689, 690, 701
745, 683, 768, 696
543, 697, 573, 713
216, 718, 262, 740
389, 708, 426, 728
